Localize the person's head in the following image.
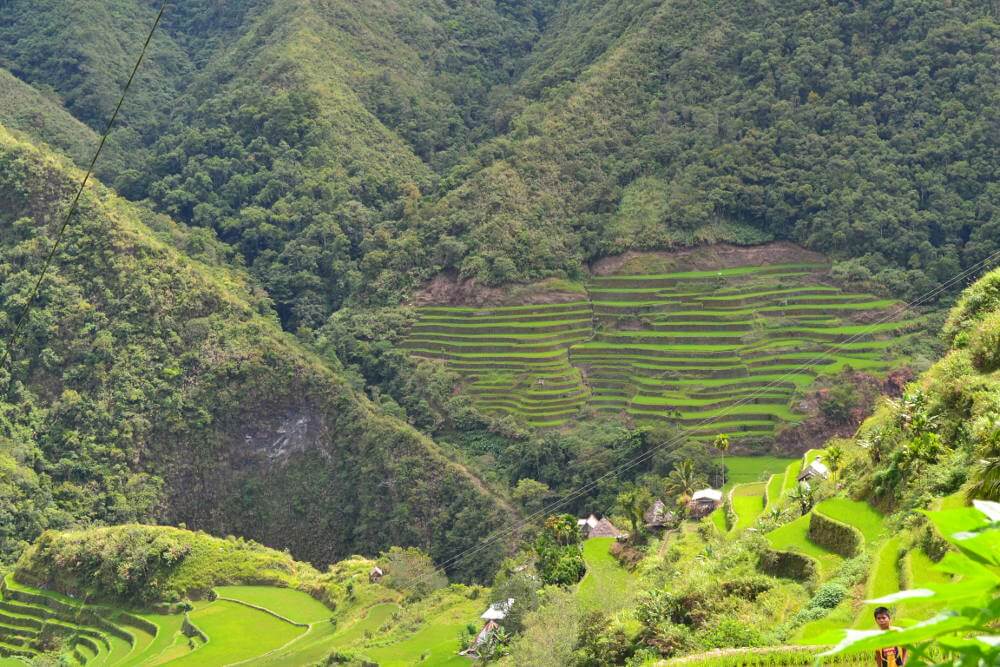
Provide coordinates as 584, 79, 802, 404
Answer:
874, 606, 892, 630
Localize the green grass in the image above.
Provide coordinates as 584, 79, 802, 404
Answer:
214, 585, 333, 624
766, 514, 843, 578
708, 508, 727, 534
794, 598, 857, 645
730, 485, 766, 532
717, 456, 797, 490
766, 474, 783, 507
898, 549, 952, 623
169, 600, 305, 666
813, 498, 885, 545
360, 597, 481, 667
782, 460, 804, 492
576, 538, 637, 611
122, 613, 189, 666
851, 536, 903, 629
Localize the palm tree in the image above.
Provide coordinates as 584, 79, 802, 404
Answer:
714, 433, 730, 487
664, 459, 706, 509
617, 485, 653, 539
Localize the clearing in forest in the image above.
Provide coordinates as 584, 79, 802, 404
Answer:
404, 253, 919, 437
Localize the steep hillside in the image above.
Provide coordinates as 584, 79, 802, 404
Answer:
0, 126, 509, 580
4, 0, 993, 333
0, 68, 102, 168
426, 0, 998, 296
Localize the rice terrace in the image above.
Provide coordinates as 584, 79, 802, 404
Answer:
404, 245, 922, 437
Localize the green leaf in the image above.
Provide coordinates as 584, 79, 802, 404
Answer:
820, 613, 979, 656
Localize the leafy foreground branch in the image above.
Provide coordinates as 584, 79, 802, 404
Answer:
812, 501, 999, 665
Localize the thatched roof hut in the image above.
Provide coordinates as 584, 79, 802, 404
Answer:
587, 517, 626, 539
644, 499, 675, 530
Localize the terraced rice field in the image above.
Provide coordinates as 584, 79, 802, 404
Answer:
729, 482, 767, 532
0, 574, 194, 665
0, 575, 349, 666
813, 498, 885, 547
577, 537, 637, 611
402, 301, 594, 427
405, 262, 918, 436
766, 514, 844, 579
720, 456, 795, 490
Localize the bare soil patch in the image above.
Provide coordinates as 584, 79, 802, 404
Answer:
411, 273, 586, 307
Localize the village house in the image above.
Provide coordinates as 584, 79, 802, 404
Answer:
644, 499, 676, 531
797, 457, 830, 483
577, 514, 626, 539
688, 488, 723, 518
368, 566, 384, 584
459, 598, 515, 659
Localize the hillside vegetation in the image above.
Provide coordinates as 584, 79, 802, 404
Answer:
484, 266, 1000, 665
0, 0, 994, 329
1, 524, 499, 665
0, 127, 508, 581
0, 1, 997, 663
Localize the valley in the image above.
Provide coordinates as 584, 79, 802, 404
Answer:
0, 0, 996, 664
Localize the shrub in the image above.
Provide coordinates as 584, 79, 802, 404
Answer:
575, 612, 639, 666
379, 546, 447, 600
720, 575, 773, 601
698, 618, 763, 649
969, 311, 1000, 373
642, 621, 697, 657
811, 582, 848, 609
609, 541, 644, 569
758, 549, 817, 582
943, 267, 1000, 342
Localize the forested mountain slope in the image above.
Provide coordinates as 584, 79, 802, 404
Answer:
2, 0, 994, 329
429, 0, 998, 293
0, 127, 508, 581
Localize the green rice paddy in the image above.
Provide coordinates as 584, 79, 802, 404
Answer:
812, 498, 885, 546
0, 573, 490, 666
404, 261, 917, 435
719, 456, 796, 490
576, 537, 637, 611
766, 514, 844, 578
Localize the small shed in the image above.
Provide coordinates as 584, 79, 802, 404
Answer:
797, 458, 829, 483
644, 499, 675, 530
369, 566, 384, 584
577, 514, 600, 537
688, 488, 723, 518
460, 600, 516, 658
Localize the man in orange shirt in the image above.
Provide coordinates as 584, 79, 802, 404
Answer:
873, 607, 907, 666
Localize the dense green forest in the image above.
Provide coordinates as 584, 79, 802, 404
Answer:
1, 0, 996, 331
0, 126, 508, 581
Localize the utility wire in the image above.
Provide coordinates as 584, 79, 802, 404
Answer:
0, 1, 168, 371
414, 247, 1000, 583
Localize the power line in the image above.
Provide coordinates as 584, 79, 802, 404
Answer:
416, 248, 1000, 582
0, 1, 168, 371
